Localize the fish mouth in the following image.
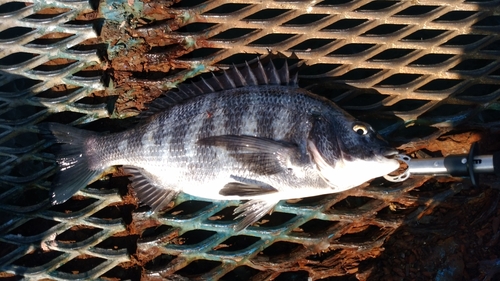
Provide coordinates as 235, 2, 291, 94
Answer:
382, 148, 399, 158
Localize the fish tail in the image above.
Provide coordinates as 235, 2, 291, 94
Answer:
40, 123, 103, 205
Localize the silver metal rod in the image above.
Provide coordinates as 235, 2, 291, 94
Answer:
408, 155, 494, 175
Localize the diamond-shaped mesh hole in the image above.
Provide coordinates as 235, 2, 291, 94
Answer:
213, 235, 260, 252
12, 249, 63, 267
322, 19, 368, 31
286, 194, 333, 207
0, 105, 44, 120
339, 93, 387, 107
376, 203, 418, 220
306, 249, 342, 262
473, 16, 500, 27
0, 27, 34, 40
336, 69, 382, 81
369, 49, 414, 61
36, 84, 81, 99
409, 54, 454, 66
390, 125, 440, 140
0, 52, 38, 66
420, 104, 471, 118
434, 11, 477, 22
220, 265, 260, 281
165, 200, 213, 218
178, 230, 216, 245
72, 66, 103, 79
28, 33, 75, 46
25, 7, 71, 20
296, 219, 339, 236
338, 225, 384, 243
386, 99, 429, 112
259, 241, 302, 258
255, 212, 296, 228
211, 28, 256, 40
289, 39, 334, 51
141, 225, 174, 240
250, 34, 295, 45
476, 109, 500, 123
417, 79, 464, 92
3, 187, 47, 206
43, 112, 86, 124
33, 58, 77, 72
456, 83, 500, 97
204, 4, 251, 14
442, 34, 488, 47
403, 29, 447, 41
300, 64, 342, 76
450, 59, 494, 71
328, 44, 376, 56
8, 218, 59, 237
69, 38, 105, 52
95, 233, 139, 251
332, 196, 375, 211
57, 255, 106, 274
377, 74, 423, 86
0, 77, 42, 91
275, 270, 309, 281
0, 241, 19, 259
394, 5, 439, 16
217, 53, 260, 65
3, 131, 40, 148
482, 40, 500, 52
56, 225, 102, 243
179, 48, 223, 59
315, 0, 354, 7
356, 1, 399, 11
91, 204, 134, 220
283, 14, 329, 26
49, 197, 98, 213
171, 0, 208, 8
208, 206, 238, 222
0, 2, 30, 13
144, 254, 176, 271
363, 24, 407, 36
243, 9, 289, 21
490, 67, 500, 77
176, 23, 218, 33
175, 259, 222, 277
102, 264, 141, 280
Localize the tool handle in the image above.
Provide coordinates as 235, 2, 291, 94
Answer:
494, 151, 500, 176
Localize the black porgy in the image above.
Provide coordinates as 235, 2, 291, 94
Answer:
43, 60, 399, 231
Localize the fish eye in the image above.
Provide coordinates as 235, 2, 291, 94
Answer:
353, 124, 368, 135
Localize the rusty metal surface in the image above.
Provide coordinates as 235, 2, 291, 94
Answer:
1, 0, 500, 280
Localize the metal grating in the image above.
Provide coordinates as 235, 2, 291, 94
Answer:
1, 0, 500, 280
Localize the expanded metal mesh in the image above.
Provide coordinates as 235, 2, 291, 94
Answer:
1, 0, 500, 280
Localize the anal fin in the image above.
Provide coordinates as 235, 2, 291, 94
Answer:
233, 199, 280, 232
123, 166, 178, 212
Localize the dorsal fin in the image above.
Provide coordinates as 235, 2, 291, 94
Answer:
138, 59, 299, 118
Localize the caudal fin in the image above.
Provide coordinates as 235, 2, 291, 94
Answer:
40, 123, 103, 205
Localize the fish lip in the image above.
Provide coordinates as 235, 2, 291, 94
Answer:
382, 148, 399, 158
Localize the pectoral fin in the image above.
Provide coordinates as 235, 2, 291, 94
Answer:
220, 182, 278, 197
233, 199, 280, 232
197, 135, 299, 175
123, 166, 178, 212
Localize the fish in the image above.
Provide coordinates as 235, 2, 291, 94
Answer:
41, 59, 400, 231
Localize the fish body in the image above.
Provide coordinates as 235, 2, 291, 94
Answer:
44, 60, 399, 231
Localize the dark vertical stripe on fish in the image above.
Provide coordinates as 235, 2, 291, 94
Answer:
256, 105, 276, 139
196, 95, 217, 140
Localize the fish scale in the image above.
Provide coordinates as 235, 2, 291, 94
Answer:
41, 60, 400, 231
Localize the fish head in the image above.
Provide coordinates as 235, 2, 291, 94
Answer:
308, 115, 400, 191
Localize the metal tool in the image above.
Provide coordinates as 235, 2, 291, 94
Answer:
384, 143, 500, 185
